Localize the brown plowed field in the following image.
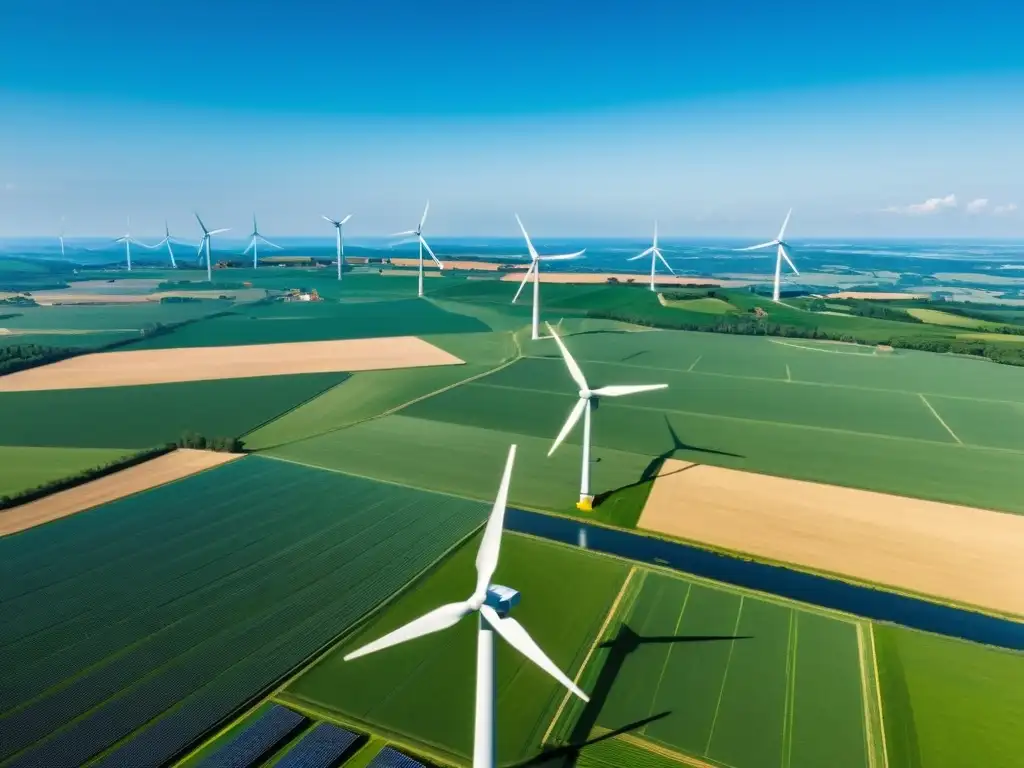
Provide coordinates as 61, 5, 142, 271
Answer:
0, 449, 242, 536
0, 336, 463, 391
639, 459, 1024, 616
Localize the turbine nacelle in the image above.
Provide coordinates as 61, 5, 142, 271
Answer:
484, 585, 520, 619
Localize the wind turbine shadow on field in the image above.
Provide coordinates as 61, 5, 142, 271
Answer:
592, 416, 743, 508
513, 623, 751, 767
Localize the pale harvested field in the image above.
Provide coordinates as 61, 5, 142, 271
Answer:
0, 336, 464, 391
70, 279, 163, 290
389, 258, 514, 271
31, 292, 153, 305
639, 459, 1024, 616
0, 449, 241, 537
378, 270, 443, 278
498, 272, 750, 287
825, 291, 929, 300
0, 327, 138, 335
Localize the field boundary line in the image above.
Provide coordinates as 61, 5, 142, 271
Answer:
523, 353, 1024, 407
866, 622, 890, 768
472, 380, 1024, 456
781, 610, 798, 768
856, 621, 889, 768
687, 355, 702, 372
786, 364, 792, 382
611, 730, 725, 768
704, 596, 745, 756
642, 583, 692, 734
768, 339, 879, 355
918, 394, 962, 444
541, 566, 638, 746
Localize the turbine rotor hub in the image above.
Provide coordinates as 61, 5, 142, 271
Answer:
579, 389, 592, 400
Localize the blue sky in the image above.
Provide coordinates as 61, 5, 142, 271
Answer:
1, 0, 1022, 238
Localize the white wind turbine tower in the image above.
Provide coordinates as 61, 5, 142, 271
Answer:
512, 215, 585, 341
344, 444, 587, 768
736, 209, 799, 303
546, 323, 667, 512
195, 212, 230, 282
392, 201, 443, 297
322, 213, 352, 281
58, 217, 65, 258
113, 217, 144, 271
150, 221, 182, 268
628, 222, 675, 291
243, 213, 282, 269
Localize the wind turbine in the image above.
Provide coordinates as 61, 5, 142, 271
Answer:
113, 217, 144, 271
58, 217, 65, 258
736, 209, 799, 303
627, 221, 675, 291
243, 213, 282, 269
195, 212, 230, 282
322, 213, 352, 281
545, 323, 667, 512
391, 201, 442, 297
512, 215, 585, 341
150, 221, 181, 268
343, 444, 587, 768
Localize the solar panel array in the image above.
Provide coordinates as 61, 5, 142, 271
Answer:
195, 704, 306, 768
366, 745, 427, 768
275, 722, 362, 768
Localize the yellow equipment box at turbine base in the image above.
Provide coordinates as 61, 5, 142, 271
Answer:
576, 498, 594, 512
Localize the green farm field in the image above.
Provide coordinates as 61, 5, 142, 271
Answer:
263, 326, 1024, 517
280, 533, 631, 767
0, 445, 132, 498
0, 456, 489, 768
874, 625, 1024, 768
124, 297, 490, 349
547, 569, 878, 768
0, 371, 348, 448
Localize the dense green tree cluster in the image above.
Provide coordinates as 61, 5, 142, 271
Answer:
0, 344, 71, 375
176, 431, 245, 452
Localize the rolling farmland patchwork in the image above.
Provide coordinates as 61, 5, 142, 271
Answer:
281, 534, 630, 767
0, 371, 349, 448
0, 456, 489, 768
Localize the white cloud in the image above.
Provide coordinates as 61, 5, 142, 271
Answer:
883, 194, 957, 215
966, 198, 989, 214
993, 203, 1018, 215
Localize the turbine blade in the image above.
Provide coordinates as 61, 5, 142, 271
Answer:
322, 215, 339, 225
539, 249, 585, 261
421, 237, 443, 268
260, 237, 284, 249
592, 384, 668, 397
243, 240, 254, 255
655, 249, 676, 275
472, 445, 517, 601
390, 230, 417, 238
777, 208, 793, 241
209, 228, 231, 235
341, 214, 353, 225
390, 238, 419, 248
735, 240, 777, 252
480, 605, 588, 702
628, 246, 655, 262
780, 244, 799, 275
514, 214, 539, 261
545, 322, 589, 391
197, 239, 206, 257
548, 397, 587, 456
511, 261, 535, 304
343, 601, 473, 661
653, 220, 659, 248
194, 212, 208, 234
419, 200, 430, 230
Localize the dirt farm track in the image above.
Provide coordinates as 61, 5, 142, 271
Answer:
0, 449, 242, 536
0, 336, 463, 391
639, 459, 1024, 616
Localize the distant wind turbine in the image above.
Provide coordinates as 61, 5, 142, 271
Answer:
391, 201, 442, 297
113, 217, 146, 271
343, 444, 587, 768
627, 221, 675, 291
151, 221, 182, 268
546, 322, 667, 512
58, 217, 65, 258
736, 209, 799, 303
322, 213, 352, 281
243, 213, 282, 269
195, 212, 230, 282
512, 215, 585, 341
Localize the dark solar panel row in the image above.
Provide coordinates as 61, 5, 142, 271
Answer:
274, 722, 362, 768
196, 704, 307, 768
366, 745, 427, 768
